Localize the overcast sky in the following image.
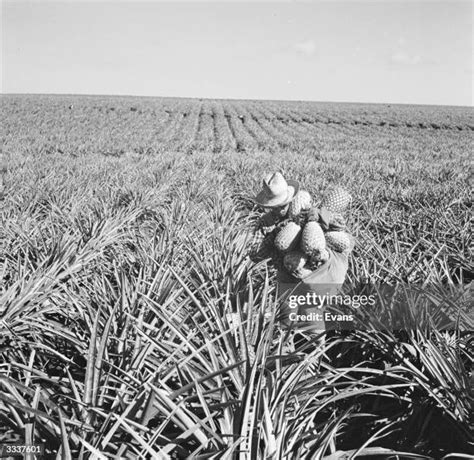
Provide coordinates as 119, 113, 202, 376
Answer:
2, 0, 472, 106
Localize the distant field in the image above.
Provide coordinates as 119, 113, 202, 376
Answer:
2, 94, 473, 156
2, 95, 472, 283
0, 95, 473, 458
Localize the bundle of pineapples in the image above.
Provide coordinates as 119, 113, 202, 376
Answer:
251, 187, 354, 279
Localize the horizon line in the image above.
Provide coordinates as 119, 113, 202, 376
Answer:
1, 91, 472, 109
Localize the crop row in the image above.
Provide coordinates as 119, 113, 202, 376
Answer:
2, 96, 473, 159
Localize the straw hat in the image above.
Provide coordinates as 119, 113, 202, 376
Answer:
254, 172, 299, 208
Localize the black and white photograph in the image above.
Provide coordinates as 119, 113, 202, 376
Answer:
0, 0, 473, 458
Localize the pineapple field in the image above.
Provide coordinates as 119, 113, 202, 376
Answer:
0, 94, 473, 459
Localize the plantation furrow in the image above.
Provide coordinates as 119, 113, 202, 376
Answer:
266, 106, 328, 139
276, 105, 380, 138
169, 102, 202, 152
159, 110, 186, 144
337, 121, 473, 141
212, 101, 237, 151
229, 103, 270, 147
210, 102, 222, 152
251, 104, 322, 151
250, 110, 297, 150
232, 103, 280, 151
249, 105, 303, 138
282, 119, 322, 141
222, 103, 259, 152
293, 110, 353, 138
283, 115, 341, 140
186, 101, 205, 152
193, 101, 216, 152
195, 101, 204, 140
245, 105, 303, 149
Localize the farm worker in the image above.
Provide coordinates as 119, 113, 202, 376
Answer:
254, 171, 299, 215
251, 172, 351, 337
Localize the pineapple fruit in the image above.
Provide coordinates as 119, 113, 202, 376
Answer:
300, 221, 326, 255
288, 190, 312, 219
252, 182, 354, 277
325, 231, 352, 253
274, 222, 302, 252
321, 187, 352, 213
